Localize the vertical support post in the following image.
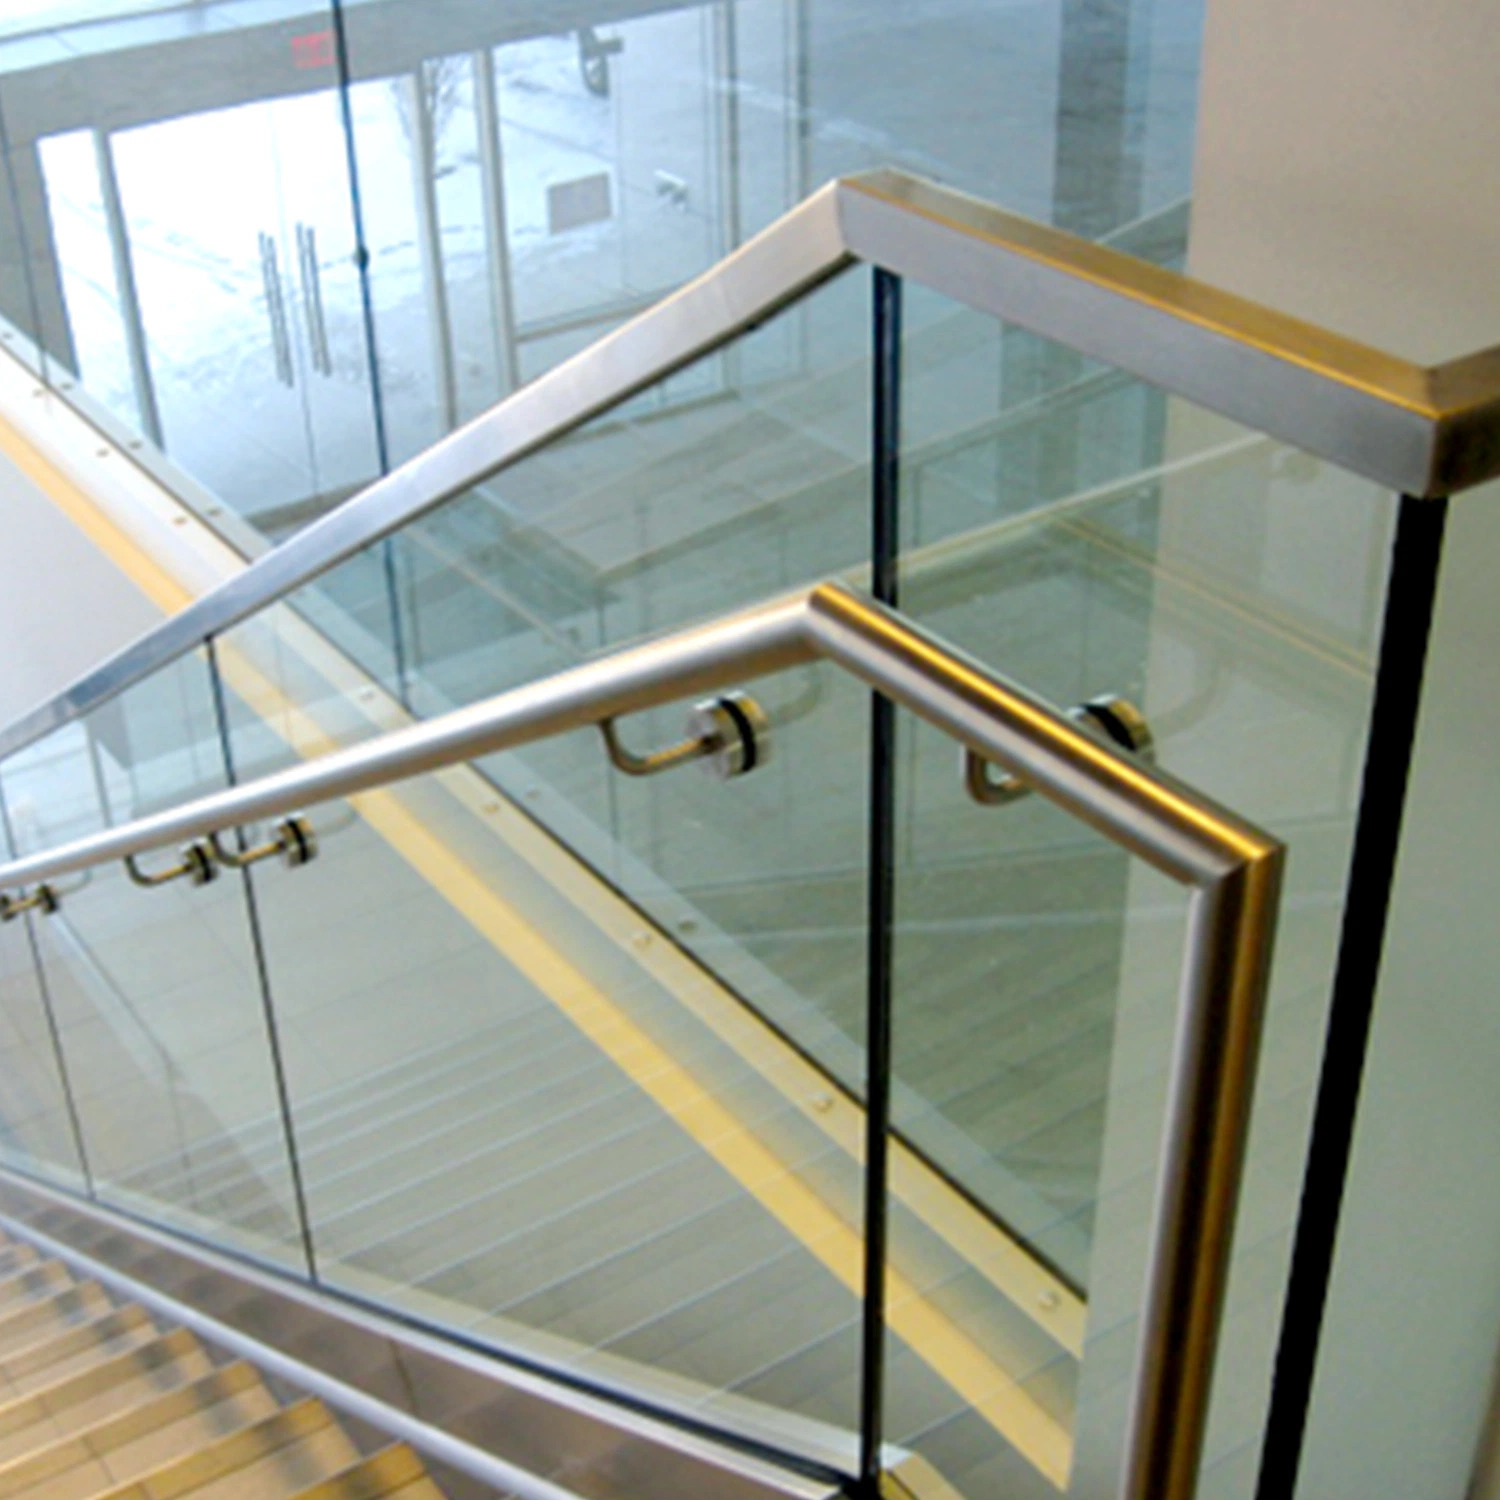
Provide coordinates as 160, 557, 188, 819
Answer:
858, 266, 901, 1496
1254, 494, 1449, 1500
715, 0, 743, 256
206, 639, 319, 1283
328, 0, 390, 476
405, 67, 459, 435
92, 129, 163, 448
473, 48, 521, 399
329, 0, 408, 708
792, 0, 811, 201
1052, 0, 1149, 239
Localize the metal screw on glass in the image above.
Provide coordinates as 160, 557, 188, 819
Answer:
966, 694, 1154, 805
0, 885, 59, 921
124, 841, 217, 889
600, 691, 769, 782
208, 815, 318, 871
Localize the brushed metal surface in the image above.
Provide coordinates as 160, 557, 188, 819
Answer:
4, 166, 1492, 763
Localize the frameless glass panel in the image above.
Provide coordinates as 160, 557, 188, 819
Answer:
363, 273, 872, 1036
0, 805, 86, 1189
495, 10, 729, 332
0, 652, 305, 1269
337, 0, 807, 414
800, 0, 1199, 239
288, 544, 407, 712
378, 269, 866, 718
886, 740, 1191, 1500
343, 69, 448, 468
888, 285, 1398, 1496
197, 260, 899, 1444
213, 597, 408, 772
216, 741, 871, 1462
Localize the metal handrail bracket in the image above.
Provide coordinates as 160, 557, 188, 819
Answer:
0, 581, 1283, 1500
6, 166, 1498, 764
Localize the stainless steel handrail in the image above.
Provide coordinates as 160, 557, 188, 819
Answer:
0, 580, 1283, 1500
4, 166, 1492, 763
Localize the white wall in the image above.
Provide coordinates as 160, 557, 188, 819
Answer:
0, 444, 161, 730
1185, 2, 1500, 1497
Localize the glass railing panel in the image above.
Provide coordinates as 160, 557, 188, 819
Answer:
205, 417, 887, 1457
316, 272, 875, 1060
282, 545, 408, 714
372, 268, 867, 700
0, 651, 307, 1270
0, 810, 87, 1190
884, 724, 1193, 1499
335, 4, 793, 417
332, 0, 1195, 422
888, 283, 1399, 1495
204, 454, 889, 1457
217, 742, 871, 1467
210, 598, 410, 772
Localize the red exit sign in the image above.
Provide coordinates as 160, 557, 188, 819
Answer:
291, 29, 335, 70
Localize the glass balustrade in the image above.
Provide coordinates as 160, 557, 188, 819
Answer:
0, 38, 1422, 1495
0, 651, 308, 1270
0, 266, 1407, 1500
0, 812, 86, 1190
882, 288, 1397, 1496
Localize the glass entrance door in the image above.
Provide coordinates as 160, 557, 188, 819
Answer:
108, 87, 381, 540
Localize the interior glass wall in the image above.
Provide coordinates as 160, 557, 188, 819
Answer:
0, 0, 1199, 557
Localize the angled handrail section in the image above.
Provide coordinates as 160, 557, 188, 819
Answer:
4, 167, 1496, 763
0, 580, 1284, 1500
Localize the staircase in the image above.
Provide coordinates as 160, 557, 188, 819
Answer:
0, 1233, 461, 1500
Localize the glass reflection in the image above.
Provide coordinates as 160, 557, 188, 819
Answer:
0, 0, 1197, 546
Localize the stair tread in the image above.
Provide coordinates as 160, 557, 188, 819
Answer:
2, 1311, 161, 1400
0, 1365, 277, 1500
0, 1240, 457, 1500
0, 1332, 214, 1463
0, 1289, 117, 1362
80, 1399, 358, 1500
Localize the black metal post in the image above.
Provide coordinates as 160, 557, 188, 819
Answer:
858, 267, 902, 1495
1254, 494, 1449, 1500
